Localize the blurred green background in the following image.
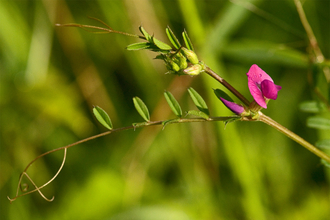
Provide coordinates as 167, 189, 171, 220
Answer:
1, 0, 329, 219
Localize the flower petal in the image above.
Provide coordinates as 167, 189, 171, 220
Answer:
247, 64, 275, 109
261, 80, 282, 100
247, 64, 273, 84
247, 80, 267, 108
220, 97, 245, 115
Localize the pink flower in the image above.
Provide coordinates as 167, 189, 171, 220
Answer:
247, 64, 282, 108
219, 97, 245, 115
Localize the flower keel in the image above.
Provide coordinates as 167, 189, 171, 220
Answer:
260, 80, 282, 100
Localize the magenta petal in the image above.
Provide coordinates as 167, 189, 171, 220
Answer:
220, 97, 245, 115
247, 64, 276, 109
247, 64, 273, 84
248, 80, 267, 108
261, 80, 282, 100
246, 64, 282, 109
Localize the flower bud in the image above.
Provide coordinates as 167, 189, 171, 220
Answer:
219, 97, 245, 115
174, 53, 188, 69
182, 48, 199, 65
170, 62, 181, 72
183, 64, 202, 76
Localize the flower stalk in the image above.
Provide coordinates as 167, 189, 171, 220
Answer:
204, 66, 250, 106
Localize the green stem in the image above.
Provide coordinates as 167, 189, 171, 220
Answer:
8, 116, 237, 202
259, 112, 330, 163
204, 66, 251, 106
26, 116, 236, 159
293, 0, 324, 63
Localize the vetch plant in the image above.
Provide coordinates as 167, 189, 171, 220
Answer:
7, 3, 330, 203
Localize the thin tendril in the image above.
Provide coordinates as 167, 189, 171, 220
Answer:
87, 16, 114, 30
55, 17, 146, 40
8, 148, 67, 203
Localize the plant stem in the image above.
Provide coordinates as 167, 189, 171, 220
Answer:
294, 0, 324, 63
259, 112, 330, 163
18, 116, 237, 174
204, 66, 251, 106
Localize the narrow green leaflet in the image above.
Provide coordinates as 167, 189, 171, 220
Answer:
93, 106, 113, 130
186, 110, 209, 120
182, 29, 194, 51
164, 91, 182, 117
316, 139, 330, 149
188, 87, 209, 116
213, 89, 234, 102
307, 116, 330, 130
126, 42, 152, 51
139, 26, 152, 42
152, 37, 172, 51
138, 26, 172, 51
133, 97, 150, 122
321, 159, 330, 168
299, 101, 326, 113
166, 26, 181, 49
